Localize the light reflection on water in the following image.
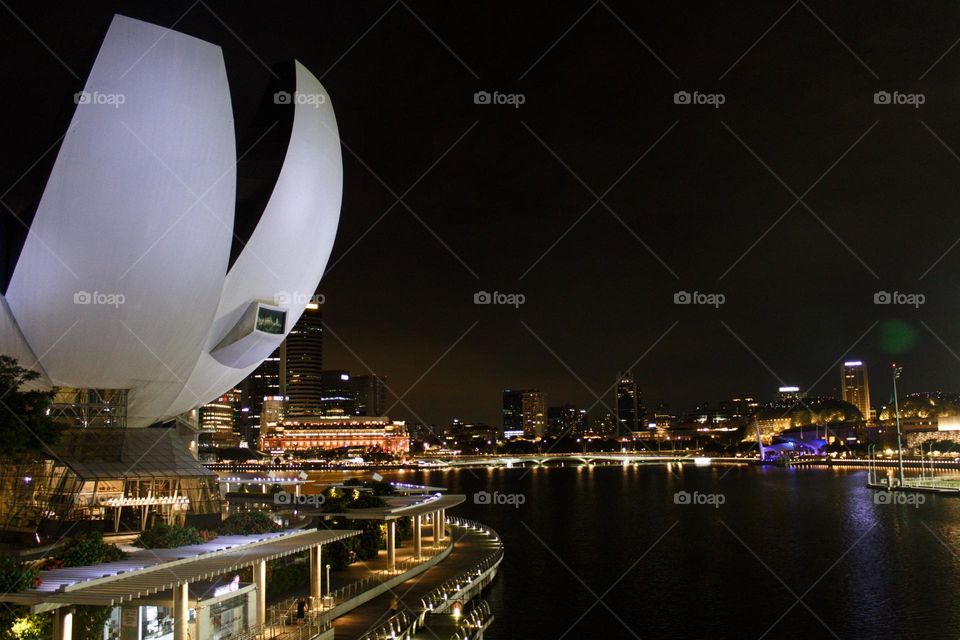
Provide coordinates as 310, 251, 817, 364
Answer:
307, 465, 960, 640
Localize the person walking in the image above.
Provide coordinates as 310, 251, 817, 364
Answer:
296, 598, 307, 625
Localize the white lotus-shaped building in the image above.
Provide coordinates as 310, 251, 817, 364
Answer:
0, 15, 343, 426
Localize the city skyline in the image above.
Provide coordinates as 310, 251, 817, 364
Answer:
4, 2, 960, 427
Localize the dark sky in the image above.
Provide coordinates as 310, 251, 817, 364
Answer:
4, 1, 960, 426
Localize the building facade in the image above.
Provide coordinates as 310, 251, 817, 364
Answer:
616, 371, 640, 435
840, 361, 872, 423
284, 303, 323, 416
259, 416, 409, 454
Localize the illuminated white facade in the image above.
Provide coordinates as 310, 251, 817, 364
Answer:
0, 15, 343, 426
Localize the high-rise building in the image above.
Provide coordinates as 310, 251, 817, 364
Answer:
241, 348, 282, 440
521, 390, 546, 439
502, 390, 524, 439
547, 404, 586, 437
351, 374, 388, 416
616, 371, 640, 435
841, 361, 871, 422
284, 303, 323, 416
319, 370, 355, 416
502, 389, 545, 438
777, 386, 802, 402
198, 389, 241, 447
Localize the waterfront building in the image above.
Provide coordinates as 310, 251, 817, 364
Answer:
198, 390, 241, 449
840, 361, 872, 424
547, 404, 587, 437
259, 415, 410, 454
502, 390, 525, 438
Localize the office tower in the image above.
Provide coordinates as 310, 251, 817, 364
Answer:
841, 361, 871, 422
284, 303, 323, 416
241, 348, 282, 437
521, 390, 546, 438
319, 370, 355, 416
502, 390, 524, 438
351, 374, 388, 416
547, 404, 586, 437
616, 371, 640, 435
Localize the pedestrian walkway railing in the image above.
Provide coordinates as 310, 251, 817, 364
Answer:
356, 610, 420, 640
231, 606, 330, 640
448, 600, 494, 640
419, 518, 503, 616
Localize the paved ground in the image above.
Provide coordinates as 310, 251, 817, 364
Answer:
330, 523, 499, 640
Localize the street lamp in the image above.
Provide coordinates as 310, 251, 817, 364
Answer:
892, 363, 905, 486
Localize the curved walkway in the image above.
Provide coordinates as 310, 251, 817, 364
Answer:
332, 522, 501, 640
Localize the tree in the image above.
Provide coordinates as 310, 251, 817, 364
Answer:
0, 355, 61, 458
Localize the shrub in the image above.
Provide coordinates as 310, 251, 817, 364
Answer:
219, 511, 281, 535
55, 532, 126, 567
133, 523, 215, 548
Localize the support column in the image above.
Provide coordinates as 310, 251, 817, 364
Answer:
173, 583, 189, 640
413, 514, 422, 558
433, 511, 441, 546
54, 607, 73, 640
253, 560, 267, 625
438, 509, 445, 542
309, 545, 322, 605
386, 520, 396, 571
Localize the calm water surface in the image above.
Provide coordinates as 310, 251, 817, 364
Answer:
316, 464, 960, 639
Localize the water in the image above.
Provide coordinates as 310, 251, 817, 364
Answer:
359, 464, 960, 640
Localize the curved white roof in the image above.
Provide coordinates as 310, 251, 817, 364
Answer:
2, 16, 342, 426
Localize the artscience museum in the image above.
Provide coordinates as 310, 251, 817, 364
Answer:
0, 14, 343, 429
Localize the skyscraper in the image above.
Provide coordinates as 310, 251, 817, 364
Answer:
521, 390, 546, 439
351, 374, 388, 416
616, 371, 640, 435
502, 390, 524, 438
547, 404, 586, 437
319, 370, 355, 415
241, 347, 282, 440
841, 361, 871, 422
284, 303, 323, 416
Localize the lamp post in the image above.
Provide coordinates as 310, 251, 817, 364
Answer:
892, 364, 905, 486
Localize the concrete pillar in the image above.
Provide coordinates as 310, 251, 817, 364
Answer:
438, 509, 445, 542
309, 545, 321, 604
295, 483, 301, 497
54, 607, 73, 640
433, 510, 441, 546
413, 514, 422, 558
173, 584, 189, 640
386, 520, 396, 571
253, 559, 267, 624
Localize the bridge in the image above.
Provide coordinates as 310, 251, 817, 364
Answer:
421, 452, 698, 468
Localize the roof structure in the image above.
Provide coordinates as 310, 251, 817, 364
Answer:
49, 428, 215, 479
2, 528, 358, 613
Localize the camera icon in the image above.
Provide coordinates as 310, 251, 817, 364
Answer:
673, 290, 691, 304
274, 91, 292, 105
873, 491, 892, 505
673, 491, 691, 505
874, 290, 891, 304
73, 291, 92, 305
874, 91, 891, 105
273, 491, 292, 505
275, 290, 292, 306
474, 91, 491, 105
74, 91, 91, 105
474, 291, 492, 305
473, 491, 491, 504
673, 91, 691, 105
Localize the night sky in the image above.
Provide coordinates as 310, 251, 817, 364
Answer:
4, 2, 960, 426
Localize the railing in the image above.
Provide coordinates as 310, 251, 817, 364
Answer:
419, 518, 504, 615
449, 600, 494, 640
231, 606, 330, 640
356, 610, 420, 640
